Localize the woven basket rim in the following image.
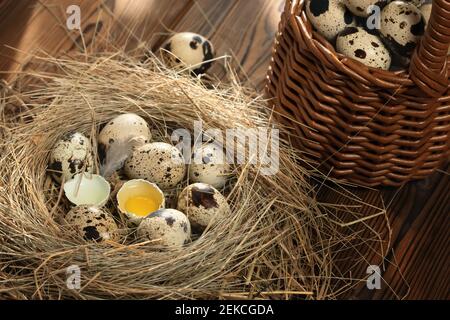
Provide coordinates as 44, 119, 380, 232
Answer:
284, 0, 450, 93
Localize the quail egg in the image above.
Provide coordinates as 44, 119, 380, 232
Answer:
48, 132, 94, 184
343, 0, 389, 17
64, 205, 119, 242
161, 32, 215, 75
380, 1, 426, 56
189, 143, 230, 189
98, 113, 151, 162
124, 142, 186, 189
406, 0, 424, 7
337, 27, 392, 70
177, 183, 231, 233
306, 0, 356, 40
136, 209, 191, 247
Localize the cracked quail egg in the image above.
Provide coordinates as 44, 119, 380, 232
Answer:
48, 132, 94, 184
337, 27, 392, 70
189, 143, 230, 189
306, 0, 356, 40
161, 32, 215, 75
177, 183, 231, 233
98, 113, 151, 162
124, 142, 186, 189
64, 205, 119, 242
380, 1, 426, 57
136, 209, 191, 247
343, 0, 389, 17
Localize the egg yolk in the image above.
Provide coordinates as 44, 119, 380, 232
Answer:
125, 196, 159, 216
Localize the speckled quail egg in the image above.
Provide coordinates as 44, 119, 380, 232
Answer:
161, 32, 214, 75
306, 0, 356, 40
420, 3, 450, 55
98, 113, 151, 162
380, 1, 426, 56
337, 27, 392, 70
177, 183, 231, 232
64, 205, 119, 242
136, 209, 191, 247
124, 142, 186, 189
189, 143, 230, 189
343, 0, 389, 17
48, 132, 94, 184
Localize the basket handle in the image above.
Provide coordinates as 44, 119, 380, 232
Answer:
409, 0, 450, 97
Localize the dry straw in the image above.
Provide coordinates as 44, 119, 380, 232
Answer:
0, 46, 385, 299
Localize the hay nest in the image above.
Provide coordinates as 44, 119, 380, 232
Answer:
0, 50, 372, 300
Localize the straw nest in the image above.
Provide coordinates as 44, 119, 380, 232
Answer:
0, 50, 374, 300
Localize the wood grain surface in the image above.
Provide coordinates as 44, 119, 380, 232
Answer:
0, 0, 448, 300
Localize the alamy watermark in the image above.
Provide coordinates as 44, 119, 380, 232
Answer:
366, 265, 382, 290
66, 264, 81, 290
171, 121, 280, 176
366, 5, 381, 30
66, 5, 81, 30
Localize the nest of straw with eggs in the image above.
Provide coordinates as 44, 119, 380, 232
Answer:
0, 45, 375, 299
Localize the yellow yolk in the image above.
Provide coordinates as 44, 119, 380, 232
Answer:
125, 196, 159, 216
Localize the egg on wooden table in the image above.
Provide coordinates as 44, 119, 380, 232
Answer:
64, 205, 119, 242
48, 132, 94, 184
306, 0, 356, 41
136, 209, 191, 247
189, 143, 230, 189
177, 183, 231, 233
380, 1, 425, 57
98, 113, 152, 162
336, 27, 392, 70
161, 32, 215, 75
124, 142, 186, 189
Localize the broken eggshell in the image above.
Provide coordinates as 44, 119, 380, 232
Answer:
116, 179, 165, 225
64, 173, 111, 207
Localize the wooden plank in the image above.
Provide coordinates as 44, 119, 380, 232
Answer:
0, 0, 105, 80
318, 164, 449, 299
0, 0, 448, 300
108, 0, 193, 49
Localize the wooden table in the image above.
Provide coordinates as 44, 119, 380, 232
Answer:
1, 0, 448, 300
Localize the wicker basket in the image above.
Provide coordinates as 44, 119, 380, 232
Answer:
266, 0, 450, 186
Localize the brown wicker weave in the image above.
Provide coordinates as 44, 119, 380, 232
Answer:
266, 0, 450, 186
